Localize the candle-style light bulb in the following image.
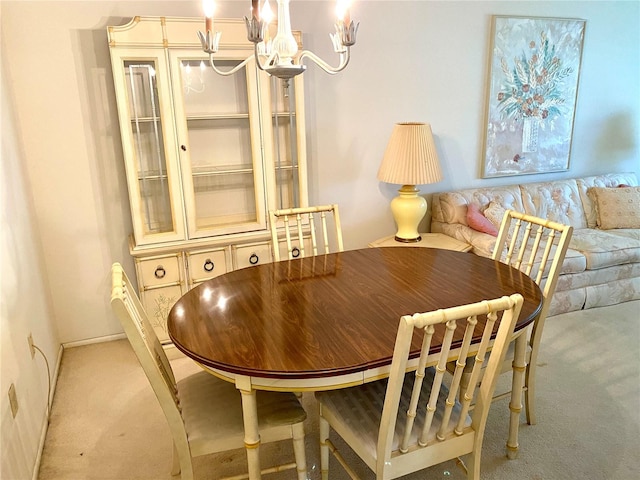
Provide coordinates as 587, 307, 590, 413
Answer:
261, 0, 274, 24
336, 0, 351, 25
203, 0, 215, 32
259, 0, 274, 54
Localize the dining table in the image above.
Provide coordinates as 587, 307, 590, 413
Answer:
168, 247, 543, 479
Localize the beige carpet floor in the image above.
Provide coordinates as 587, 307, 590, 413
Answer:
38, 301, 640, 480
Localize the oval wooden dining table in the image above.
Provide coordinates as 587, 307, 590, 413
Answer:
168, 247, 543, 479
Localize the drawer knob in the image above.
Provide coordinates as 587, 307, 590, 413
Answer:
292, 246, 300, 258
154, 265, 166, 279
249, 253, 259, 265
203, 259, 215, 272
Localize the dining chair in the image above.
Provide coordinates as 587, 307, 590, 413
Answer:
315, 294, 524, 480
492, 210, 573, 425
451, 210, 573, 435
269, 204, 343, 261
110, 263, 308, 480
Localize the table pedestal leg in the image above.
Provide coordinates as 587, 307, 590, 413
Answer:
237, 376, 261, 480
507, 334, 527, 459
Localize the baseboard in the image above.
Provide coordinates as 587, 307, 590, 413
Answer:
62, 332, 126, 349
32, 344, 63, 480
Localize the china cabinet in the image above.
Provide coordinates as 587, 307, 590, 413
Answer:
108, 16, 308, 344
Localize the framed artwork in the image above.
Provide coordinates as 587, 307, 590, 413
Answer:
481, 16, 585, 178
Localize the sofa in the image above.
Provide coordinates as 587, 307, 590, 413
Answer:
431, 172, 640, 315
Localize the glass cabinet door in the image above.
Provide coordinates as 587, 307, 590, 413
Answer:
269, 77, 306, 209
170, 51, 267, 240
110, 50, 186, 246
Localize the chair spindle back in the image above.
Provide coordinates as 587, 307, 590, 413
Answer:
379, 295, 524, 470
110, 263, 181, 414
269, 204, 343, 262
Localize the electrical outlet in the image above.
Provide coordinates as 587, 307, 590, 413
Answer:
8, 383, 18, 418
28, 333, 36, 359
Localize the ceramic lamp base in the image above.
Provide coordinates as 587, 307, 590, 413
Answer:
390, 185, 427, 243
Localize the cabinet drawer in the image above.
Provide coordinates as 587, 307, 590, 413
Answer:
187, 248, 229, 285
277, 236, 313, 260
137, 254, 182, 288
140, 284, 184, 344
232, 242, 272, 269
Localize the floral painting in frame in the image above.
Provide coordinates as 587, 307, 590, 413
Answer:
482, 16, 585, 178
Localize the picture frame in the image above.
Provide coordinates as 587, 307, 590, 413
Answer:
481, 16, 586, 178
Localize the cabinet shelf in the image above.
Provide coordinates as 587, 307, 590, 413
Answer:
130, 116, 161, 123
274, 164, 297, 171
130, 112, 257, 124
138, 173, 168, 182
191, 165, 254, 177
137, 170, 168, 181
186, 113, 250, 121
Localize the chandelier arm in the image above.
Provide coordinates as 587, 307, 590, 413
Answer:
206, 54, 255, 77
298, 48, 351, 75
254, 42, 279, 72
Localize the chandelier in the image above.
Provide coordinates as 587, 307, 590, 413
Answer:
197, 0, 359, 80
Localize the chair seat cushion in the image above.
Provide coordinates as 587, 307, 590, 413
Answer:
178, 371, 306, 456
315, 368, 470, 461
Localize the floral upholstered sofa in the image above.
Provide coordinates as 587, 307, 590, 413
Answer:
430, 172, 640, 315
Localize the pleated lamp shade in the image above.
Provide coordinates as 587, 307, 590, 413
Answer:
377, 122, 443, 185
377, 122, 443, 243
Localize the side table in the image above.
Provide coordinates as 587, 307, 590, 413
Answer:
368, 232, 472, 252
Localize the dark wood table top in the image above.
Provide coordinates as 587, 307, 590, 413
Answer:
168, 247, 542, 383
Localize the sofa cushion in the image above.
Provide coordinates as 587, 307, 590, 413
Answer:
605, 229, 640, 241
483, 202, 508, 232
587, 186, 640, 229
431, 185, 524, 226
519, 179, 588, 229
569, 229, 640, 270
576, 173, 639, 228
556, 262, 640, 293
495, 241, 586, 278
466, 203, 498, 236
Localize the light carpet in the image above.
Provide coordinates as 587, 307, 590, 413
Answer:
38, 301, 640, 480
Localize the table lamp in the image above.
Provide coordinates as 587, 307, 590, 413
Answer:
377, 122, 443, 243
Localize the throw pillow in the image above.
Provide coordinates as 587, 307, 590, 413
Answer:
466, 203, 498, 236
589, 186, 640, 229
483, 202, 508, 232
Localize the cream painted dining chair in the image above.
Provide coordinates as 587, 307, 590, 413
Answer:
450, 210, 573, 441
491, 211, 573, 426
315, 294, 524, 480
110, 263, 308, 480
269, 204, 344, 261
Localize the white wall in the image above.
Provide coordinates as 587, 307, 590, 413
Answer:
1, 23, 60, 480
0, 0, 638, 477
1, 0, 637, 340
295, 0, 640, 244
2, 0, 638, 340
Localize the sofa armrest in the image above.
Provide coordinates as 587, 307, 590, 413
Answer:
431, 221, 496, 258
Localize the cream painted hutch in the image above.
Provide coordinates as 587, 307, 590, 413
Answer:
108, 16, 308, 344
